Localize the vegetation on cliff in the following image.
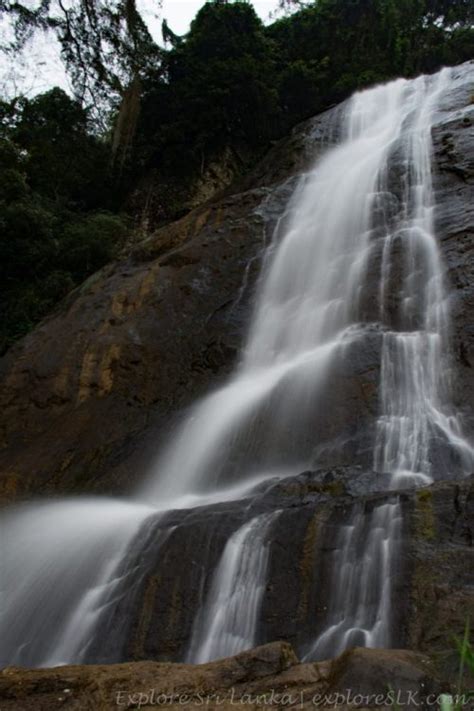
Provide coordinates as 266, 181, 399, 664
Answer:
0, 0, 472, 350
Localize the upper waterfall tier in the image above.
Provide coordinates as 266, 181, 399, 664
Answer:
0, 62, 472, 500
142, 64, 474, 505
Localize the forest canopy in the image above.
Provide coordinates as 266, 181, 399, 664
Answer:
0, 0, 473, 351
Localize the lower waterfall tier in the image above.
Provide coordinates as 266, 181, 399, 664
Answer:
2, 467, 473, 672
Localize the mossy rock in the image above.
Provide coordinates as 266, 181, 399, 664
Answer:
415, 487, 436, 541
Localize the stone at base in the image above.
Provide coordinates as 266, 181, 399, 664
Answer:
0, 641, 450, 711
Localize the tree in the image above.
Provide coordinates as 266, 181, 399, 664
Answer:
1, 1, 162, 130
0, 89, 128, 351
161, 19, 183, 49
137, 2, 279, 177
8, 88, 111, 208
1, 1, 161, 96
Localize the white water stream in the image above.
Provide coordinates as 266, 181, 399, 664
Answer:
186, 512, 279, 663
303, 501, 403, 661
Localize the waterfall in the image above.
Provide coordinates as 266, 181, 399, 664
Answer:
0, 499, 155, 667
300, 67, 474, 661
1, 64, 473, 668
143, 67, 473, 506
186, 512, 279, 664
372, 72, 474, 485
144, 63, 473, 660
303, 501, 403, 661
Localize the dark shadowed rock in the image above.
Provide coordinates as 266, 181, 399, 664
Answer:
327, 647, 444, 708
406, 477, 474, 676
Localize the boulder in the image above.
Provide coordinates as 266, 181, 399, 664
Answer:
0, 642, 448, 711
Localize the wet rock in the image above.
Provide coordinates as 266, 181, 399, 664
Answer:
0, 191, 272, 499
0, 131, 326, 501
406, 477, 474, 677
432, 61, 474, 439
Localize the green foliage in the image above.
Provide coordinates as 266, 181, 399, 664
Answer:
8, 89, 112, 209
455, 621, 474, 694
0, 94, 128, 353
137, 2, 280, 179
58, 213, 128, 282
440, 621, 474, 711
134, 0, 474, 188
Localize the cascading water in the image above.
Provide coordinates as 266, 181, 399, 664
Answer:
142, 67, 473, 507
0, 499, 155, 667
300, 70, 472, 661
373, 71, 474, 486
302, 66, 474, 660
1, 64, 473, 669
303, 501, 403, 661
186, 512, 279, 664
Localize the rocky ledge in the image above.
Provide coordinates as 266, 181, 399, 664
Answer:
0, 641, 454, 711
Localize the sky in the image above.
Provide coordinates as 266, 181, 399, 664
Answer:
0, 1, 282, 99
155, 0, 279, 36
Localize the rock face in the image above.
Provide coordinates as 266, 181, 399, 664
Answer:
129, 144, 257, 230
0, 151, 313, 500
0, 641, 448, 711
433, 72, 474, 434
407, 477, 474, 674
0, 99, 347, 501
